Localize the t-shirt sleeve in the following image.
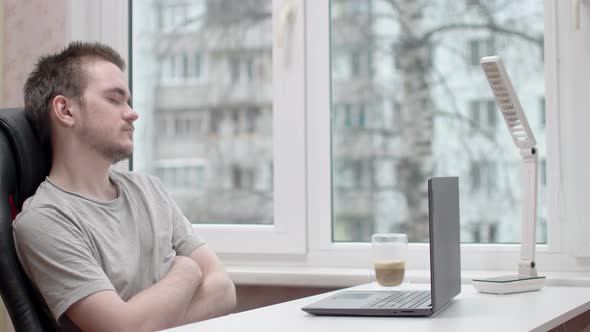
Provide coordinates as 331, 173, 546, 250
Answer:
13, 207, 115, 321
170, 198, 206, 256
150, 176, 205, 256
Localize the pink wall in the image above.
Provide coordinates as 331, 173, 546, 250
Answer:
2, 0, 68, 108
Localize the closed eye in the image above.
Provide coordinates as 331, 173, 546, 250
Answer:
107, 96, 126, 105
103, 87, 131, 105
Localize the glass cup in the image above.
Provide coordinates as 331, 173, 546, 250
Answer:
372, 233, 408, 287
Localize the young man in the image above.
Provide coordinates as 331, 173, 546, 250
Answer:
13, 41, 236, 331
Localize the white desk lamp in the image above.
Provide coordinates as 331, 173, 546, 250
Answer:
471, 56, 546, 294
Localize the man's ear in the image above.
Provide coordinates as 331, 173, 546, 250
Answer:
51, 95, 76, 127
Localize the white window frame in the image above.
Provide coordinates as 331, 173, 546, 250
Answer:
76, 0, 590, 274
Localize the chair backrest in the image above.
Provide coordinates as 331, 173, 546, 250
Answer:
0, 108, 56, 331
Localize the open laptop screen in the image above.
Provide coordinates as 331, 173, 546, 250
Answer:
429, 177, 461, 312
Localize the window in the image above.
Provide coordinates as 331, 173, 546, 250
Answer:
333, 103, 371, 130
468, 221, 499, 243
469, 99, 497, 132
229, 56, 256, 82
194, 53, 202, 79
181, 54, 189, 78
229, 57, 241, 81
333, 159, 371, 191
470, 161, 496, 194
155, 161, 207, 191
539, 96, 546, 127
327, 1, 545, 243
160, 55, 176, 81
350, 50, 361, 78
231, 164, 255, 190
231, 110, 240, 135
540, 158, 547, 187
209, 109, 222, 135
331, 50, 349, 80
132, 0, 306, 253
331, 48, 371, 80
469, 38, 495, 66
160, 4, 187, 32
246, 107, 259, 133
160, 52, 205, 84
245, 58, 254, 81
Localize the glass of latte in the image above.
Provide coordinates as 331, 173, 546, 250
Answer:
372, 233, 408, 287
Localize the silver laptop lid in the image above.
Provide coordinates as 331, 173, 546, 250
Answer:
428, 177, 461, 312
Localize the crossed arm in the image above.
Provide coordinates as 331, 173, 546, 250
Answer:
65, 244, 236, 332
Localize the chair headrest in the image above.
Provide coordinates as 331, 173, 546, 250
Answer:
0, 108, 51, 210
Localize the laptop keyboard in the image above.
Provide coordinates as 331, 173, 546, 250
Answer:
364, 291, 431, 309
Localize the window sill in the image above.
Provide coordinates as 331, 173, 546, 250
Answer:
227, 265, 590, 288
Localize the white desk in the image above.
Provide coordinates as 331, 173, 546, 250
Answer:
164, 283, 590, 332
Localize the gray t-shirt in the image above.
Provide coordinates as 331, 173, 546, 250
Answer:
13, 169, 204, 327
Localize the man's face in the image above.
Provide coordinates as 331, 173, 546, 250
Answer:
75, 59, 138, 163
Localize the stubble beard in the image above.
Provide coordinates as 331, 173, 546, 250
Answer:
91, 140, 133, 164
102, 145, 132, 164
82, 127, 134, 165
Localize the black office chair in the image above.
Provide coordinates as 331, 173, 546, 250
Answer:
0, 108, 57, 331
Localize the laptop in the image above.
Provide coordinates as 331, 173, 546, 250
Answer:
302, 177, 461, 317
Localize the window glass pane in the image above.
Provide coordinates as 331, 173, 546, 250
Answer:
469, 100, 480, 130
194, 53, 202, 79
132, 0, 273, 225
330, 0, 546, 243
539, 96, 546, 127
487, 100, 497, 129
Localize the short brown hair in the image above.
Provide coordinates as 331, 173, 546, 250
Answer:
23, 41, 126, 150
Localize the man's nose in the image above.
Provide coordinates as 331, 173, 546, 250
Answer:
124, 105, 139, 122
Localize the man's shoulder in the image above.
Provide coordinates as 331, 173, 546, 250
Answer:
14, 198, 74, 237
16, 181, 69, 221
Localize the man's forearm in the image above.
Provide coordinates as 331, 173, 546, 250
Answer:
125, 257, 202, 331
182, 271, 236, 323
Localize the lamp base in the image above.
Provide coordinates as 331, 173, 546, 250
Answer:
472, 275, 546, 295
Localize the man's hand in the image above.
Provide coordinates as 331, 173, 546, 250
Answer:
182, 244, 237, 323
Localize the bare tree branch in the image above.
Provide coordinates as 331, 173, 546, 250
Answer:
422, 23, 543, 46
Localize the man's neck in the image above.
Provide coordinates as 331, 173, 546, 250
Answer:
49, 151, 118, 201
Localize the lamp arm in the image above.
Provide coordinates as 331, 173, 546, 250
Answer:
519, 147, 539, 277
